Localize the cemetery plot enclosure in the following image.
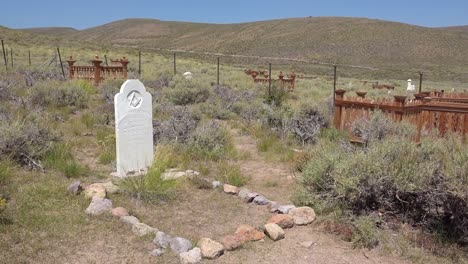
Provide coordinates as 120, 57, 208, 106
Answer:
333, 90, 468, 140
67, 55, 129, 85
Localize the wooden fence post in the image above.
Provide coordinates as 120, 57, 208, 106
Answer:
217, 57, 220, 86
393, 95, 407, 122
173, 53, 176, 75
120, 57, 129, 79
66, 56, 76, 80
92, 55, 103, 85
57, 47, 65, 78
1, 40, 6, 71
333, 89, 346, 129
138, 51, 141, 78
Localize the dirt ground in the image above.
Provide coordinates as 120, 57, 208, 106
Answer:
2, 127, 411, 264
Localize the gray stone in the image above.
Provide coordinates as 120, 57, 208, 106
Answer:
253, 195, 269, 205
180, 247, 202, 264
246, 192, 259, 203
264, 223, 285, 241
212, 181, 222, 189
161, 170, 187, 180
198, 237, 224, 259
288, 206, 316, 225
120, 215, 140, 226
153, 231, 172, 249
277, 205, 296, 214
300, 241, 314, 248
132, 222, 157, 237
269, 201, 280, 212
237, 188, 250, 201
67, 180, 82, 195
170, 237, 192, 254
150, 248, 165, 257
85, 197, 112, 215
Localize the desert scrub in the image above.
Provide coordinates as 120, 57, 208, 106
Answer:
0, 113, 57, 168
299, 133, 468, 245
166, 76, 210, 105
290, 105, 327, 145
119, 145, 179, 202
153, 106, 200, 144
28, 81, 89, 109
188, 121, 232, 160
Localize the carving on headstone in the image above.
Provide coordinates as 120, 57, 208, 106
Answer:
114, 80, 153, 177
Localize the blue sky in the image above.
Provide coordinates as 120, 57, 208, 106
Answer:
2, 0, 468, 29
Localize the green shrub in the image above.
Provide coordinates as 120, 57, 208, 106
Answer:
189, 121, 231, 160
29, 81, 89, 109
300, 134, 468, 245
352, 216, 380, 248
262, 82, 288, 106
167, 77, 210, 105
43, 142, 88, 178
0, 114, 57, 167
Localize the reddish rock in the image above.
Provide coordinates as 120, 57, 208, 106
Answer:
111, 207, 129, 217
235, 225, 265, 242
267, 214, 295, 229
221, 234, 244, 251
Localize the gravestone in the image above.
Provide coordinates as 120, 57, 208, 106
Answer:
114, 80, 153, 177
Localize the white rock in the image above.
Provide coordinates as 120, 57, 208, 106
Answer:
114, 80, 154, 178
153, 231, 172, 249
180, 247, 202, 264
170, 237, 192, 254
132, 222, 157, 237
198, 238, 224, 259
212, 181, 222, 189
264, 223, 285, 241
288, 206, 316, 225
150, 248, 164, 257
120, 215, 140, 226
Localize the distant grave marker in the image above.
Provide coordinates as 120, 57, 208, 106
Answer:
114, 80, 153, 177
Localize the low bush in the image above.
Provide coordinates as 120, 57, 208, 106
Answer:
290, 105, 327, 145
29, 81, 89, 109
189, 121, 231, 160
167, 77, 210, 105
0, 113, 57, 168
299, 132, 468, 245
153, 106, 200, 144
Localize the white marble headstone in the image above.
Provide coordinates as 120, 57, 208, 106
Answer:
114, 80, 153, 177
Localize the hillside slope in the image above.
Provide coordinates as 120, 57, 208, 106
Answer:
10, 17, 468, 75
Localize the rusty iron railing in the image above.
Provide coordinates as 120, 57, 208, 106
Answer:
67, 55, 129, 85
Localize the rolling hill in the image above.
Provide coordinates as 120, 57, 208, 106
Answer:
5, 17, 468, 78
